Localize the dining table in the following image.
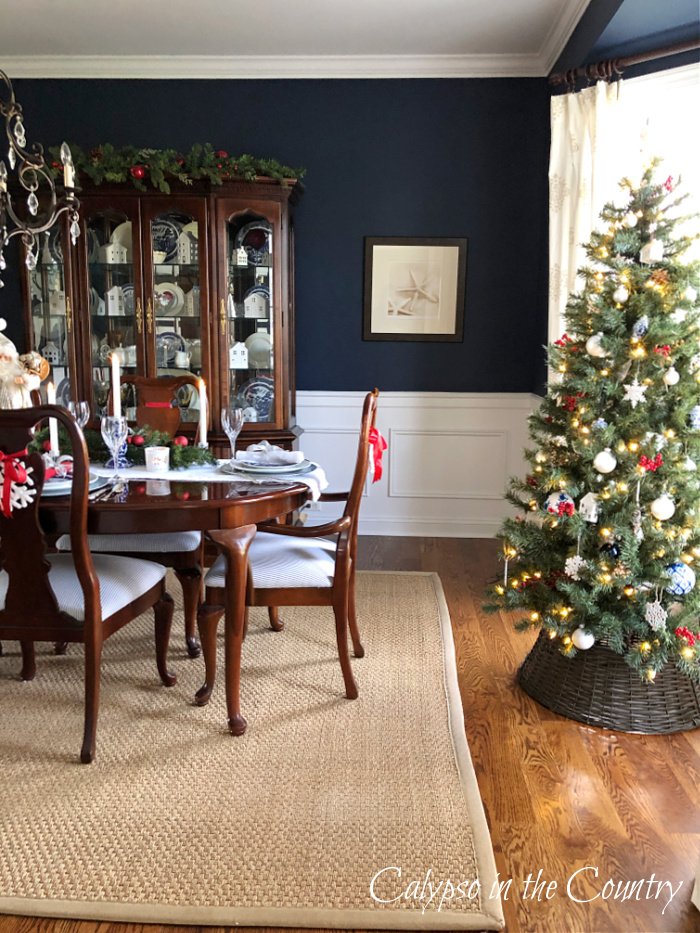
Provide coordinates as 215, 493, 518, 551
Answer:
39, 469, 313, 735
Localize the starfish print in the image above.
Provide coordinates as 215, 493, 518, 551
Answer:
387, 297, 413, 316
395, 267, 439, 305
622, 378, 648, 408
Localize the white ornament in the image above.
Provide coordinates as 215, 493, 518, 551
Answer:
640, 239, 663, 264
565, 555, 587, 580
612, 285, 629, 303
571, 627, 595, 650
579, 492, 600, 523
682, 456, 697, 472
552, 435, 568, 447
689, 354, 700, 374
684, 285, 698, 303
545, 492, 575, 515
645, 600, 668, 632
585, 333, 608, 358
663, 367, 680, 387
623, 211, 638, 228
671, 307, 688, 324
650, 494, 675, 521
622, 378, 648, 408
593, 448, 617, 474
665, 561, 696, 596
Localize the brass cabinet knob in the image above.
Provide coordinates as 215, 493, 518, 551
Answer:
146, 298, 154, 334
220, 298, 226, 335
65, 296, 73, 333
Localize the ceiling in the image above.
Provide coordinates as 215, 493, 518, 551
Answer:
0, 0, 592, 78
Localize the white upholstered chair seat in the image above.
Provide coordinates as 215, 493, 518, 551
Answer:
56, 531, 202, 554
205, 531, 337, 590
0, 554, 166, 622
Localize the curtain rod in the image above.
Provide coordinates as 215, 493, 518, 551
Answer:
549, 37, 700, 87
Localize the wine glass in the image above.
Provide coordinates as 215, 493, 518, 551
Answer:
100, 415, 128, 480
221, 406, 245, 462
67, 400, 90, 428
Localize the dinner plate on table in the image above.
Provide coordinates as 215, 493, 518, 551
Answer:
220, 459, 316, 476
41, 472, 111, 498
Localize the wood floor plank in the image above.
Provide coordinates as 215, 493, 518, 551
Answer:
1, 536, 698, 933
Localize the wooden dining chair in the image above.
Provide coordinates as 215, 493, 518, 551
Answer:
197, 389, 380, 711
56, 374, 204, 658
0, 405, 176, 763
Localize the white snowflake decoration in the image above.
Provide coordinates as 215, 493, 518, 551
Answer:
645, 600, 668, 632
0, 462, 36, 514
565, 555, 587, 580
622, 378, 648, 409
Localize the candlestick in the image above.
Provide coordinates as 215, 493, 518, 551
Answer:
46, 381, 59, 455
60, 142, 76, 190
110, 353, 121, 419
198, 377, 208, 447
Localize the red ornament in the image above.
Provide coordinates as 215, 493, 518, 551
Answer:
675, 626, 696, 646
215, 150, 228, 159
132, 435, 145, 446
664, 176, 674, 192
176, 156, 185, 166
172, 435, 188, 447
176, 490, 190, 501
639, 453, 663, 472
133, 482, 147, 495
130, 165, 147, 180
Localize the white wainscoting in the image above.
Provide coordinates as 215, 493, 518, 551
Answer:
296, 391, 539, 537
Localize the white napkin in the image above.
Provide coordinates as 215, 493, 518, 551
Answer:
235, 440, 304, 466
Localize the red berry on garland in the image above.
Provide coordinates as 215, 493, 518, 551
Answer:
216, 150, 228, 159
172, 435, 188, 446
132, 434, 145, 446
51, 160, 61, 169
130, 165, 147, 180
42, 440, 52, 452
176, 490, 190, 501
176, 156, 185, 166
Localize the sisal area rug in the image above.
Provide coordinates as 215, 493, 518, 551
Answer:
0, 571, 504, 930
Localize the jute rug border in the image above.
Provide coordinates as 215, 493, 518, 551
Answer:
0, 571, 504, 931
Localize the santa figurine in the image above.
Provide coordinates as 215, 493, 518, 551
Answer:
0, 318, 50, 409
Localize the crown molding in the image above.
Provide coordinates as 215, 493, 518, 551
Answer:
538, 0, 592, 74
2, 52, 550, 80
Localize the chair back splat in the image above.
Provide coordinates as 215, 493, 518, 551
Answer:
344, 387, 379, 535
0, 405, 97, 637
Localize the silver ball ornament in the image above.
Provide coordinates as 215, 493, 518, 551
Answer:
585, 333, 608, 358
593, 448, 617, 474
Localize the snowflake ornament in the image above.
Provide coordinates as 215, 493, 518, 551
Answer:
565, 555, 587, 580
622, 378, 648, 408
645, 600, 668, 632
0, 461, 36, 516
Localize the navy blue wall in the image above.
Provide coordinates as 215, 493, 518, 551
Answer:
4, 78, 550, 392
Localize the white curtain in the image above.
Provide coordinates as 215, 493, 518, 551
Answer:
548, 65, 700, 344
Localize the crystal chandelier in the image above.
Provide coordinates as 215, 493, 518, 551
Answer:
0, 69, 80, 287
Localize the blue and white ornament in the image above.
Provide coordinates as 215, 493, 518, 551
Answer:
690, 406, 700, 430
592, 418, 608, 430
544, 492, 575, 515
632, 315, 649, 338
665, 562, 696, 597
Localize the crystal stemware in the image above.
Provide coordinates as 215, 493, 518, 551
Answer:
67, 400, 90, 428
100, 415, 128, 480
221, 406, 245, 462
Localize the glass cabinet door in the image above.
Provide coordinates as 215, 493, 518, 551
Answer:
78, 204, 144, 418
27, 223, 76, 403
142, 200, 208, 426
223, 210, 276, 425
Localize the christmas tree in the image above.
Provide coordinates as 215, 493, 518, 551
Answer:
487, 163, 700, 684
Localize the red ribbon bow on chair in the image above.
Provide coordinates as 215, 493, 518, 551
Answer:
368, 427, 387, 483
0, 448, 28, 518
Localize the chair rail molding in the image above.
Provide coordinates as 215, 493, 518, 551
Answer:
297, 390, 539, 538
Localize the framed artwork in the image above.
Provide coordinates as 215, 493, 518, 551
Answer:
363, 236, 467, 342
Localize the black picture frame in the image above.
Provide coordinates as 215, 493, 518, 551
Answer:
363, 236, 467, 342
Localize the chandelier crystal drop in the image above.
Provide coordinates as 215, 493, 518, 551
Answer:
0, 69, 80, 286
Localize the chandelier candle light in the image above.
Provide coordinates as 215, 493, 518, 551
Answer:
0, 69, 80, 285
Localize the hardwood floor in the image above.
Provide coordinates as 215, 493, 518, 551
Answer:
1, 537, 698, 933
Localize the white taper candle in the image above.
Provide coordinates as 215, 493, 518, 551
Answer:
198, 377, 208, 447
46, 382, 59, 455
111, 353, 121, 419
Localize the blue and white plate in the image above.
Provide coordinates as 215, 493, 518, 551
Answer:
56, 377, 71, 407
121, 283, 135, 316
156, 332, 186, 365
234, 221, 271, 266
237, 375, 274, 421
151, 219, 181, 263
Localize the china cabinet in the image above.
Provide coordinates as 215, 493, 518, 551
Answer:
22, 179, 302, 450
